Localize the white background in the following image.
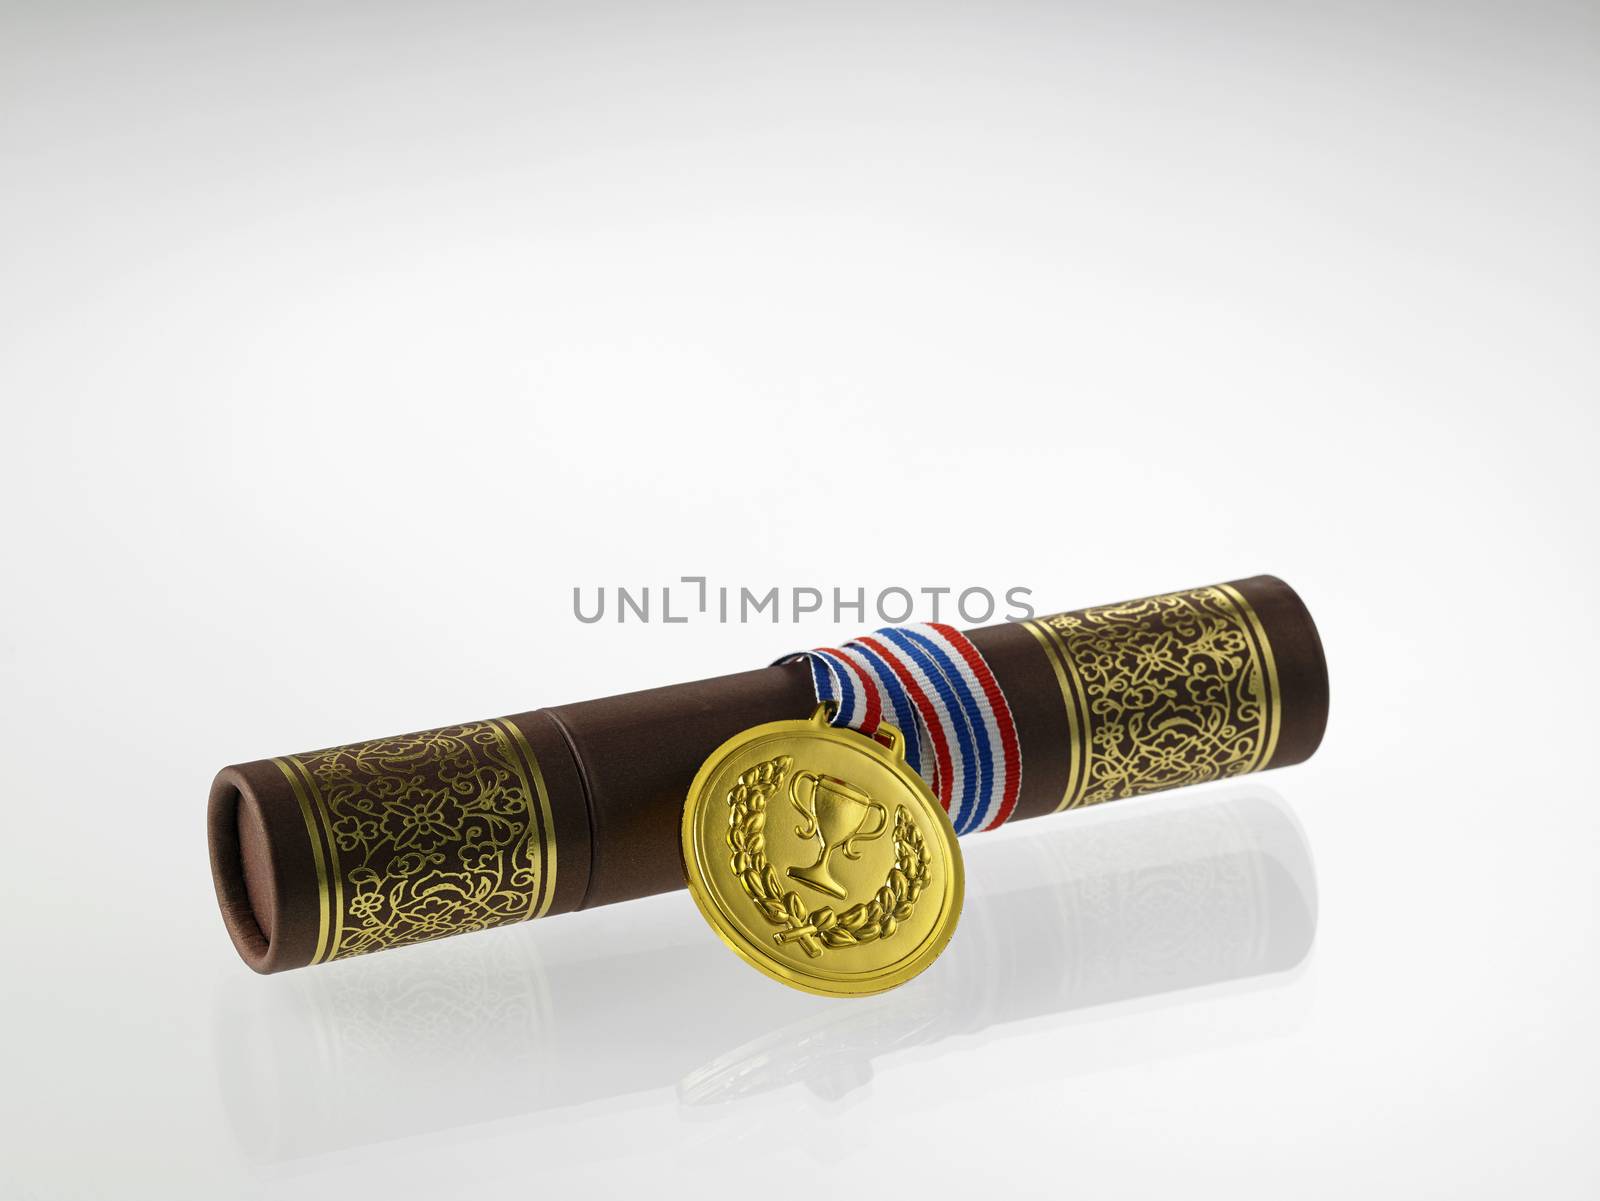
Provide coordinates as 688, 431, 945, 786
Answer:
2, 2, 1596, 1198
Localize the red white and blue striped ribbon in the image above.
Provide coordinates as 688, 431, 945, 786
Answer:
779, 623, 1022, 836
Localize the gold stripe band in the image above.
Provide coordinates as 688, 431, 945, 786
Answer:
1217, 583, 1283, 772
286, 753, 344, 964
273, 756, 333, 965
1021, 618, 1090, 813
490, 717, 560, 921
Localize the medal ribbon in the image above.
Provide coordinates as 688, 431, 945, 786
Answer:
780, 624, 1022, 835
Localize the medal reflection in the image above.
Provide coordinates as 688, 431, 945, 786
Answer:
786, 770, 888, 900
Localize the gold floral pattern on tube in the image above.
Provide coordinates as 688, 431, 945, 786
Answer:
274, 720, 556, 964
1024, 584, 1281, 811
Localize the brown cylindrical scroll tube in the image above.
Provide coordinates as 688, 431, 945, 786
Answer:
208, 575, 1328, 973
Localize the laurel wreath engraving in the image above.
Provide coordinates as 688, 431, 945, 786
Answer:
726, 755, 929, 958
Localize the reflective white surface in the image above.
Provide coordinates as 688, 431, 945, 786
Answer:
2, 1, 1596, 1198
217, 789, 1314, 1154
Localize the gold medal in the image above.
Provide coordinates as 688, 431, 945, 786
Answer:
681, 704, 964, 997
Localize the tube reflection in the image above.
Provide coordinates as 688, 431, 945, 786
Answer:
216, 785, 1315, 1158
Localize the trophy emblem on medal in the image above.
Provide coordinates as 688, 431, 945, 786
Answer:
787, 770, 889, 899
682, 706, 962, 995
